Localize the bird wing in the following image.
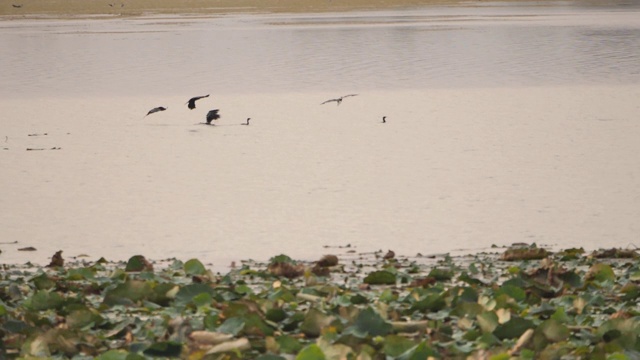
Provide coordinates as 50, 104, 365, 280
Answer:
206, 109, 221, 121
186, 94, 210, 109
342, 94, 358, 98
145, 107, 165, 116
321, 98, 338, 105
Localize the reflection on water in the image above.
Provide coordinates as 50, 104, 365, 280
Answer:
1, 3, 640, 97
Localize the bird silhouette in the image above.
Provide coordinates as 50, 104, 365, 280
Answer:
321, 94, 358, 106
241, 118, 251, 126
206, 109, 221, 125
382, 116, 386, 123
145, 106, 167, 117
186, 94, 210, 110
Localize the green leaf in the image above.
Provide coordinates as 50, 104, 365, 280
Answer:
270, 254, 295, 264
103, 280, 153, 306
587, 263, 616, 282
539, 319, 570, 342
125, 255, 152, 272
25, 290, 65, 311
218, 317, 245, 335
410, 293, 446, 312
66, 306, 104, 329
397, 342, 439, 360
495, 284, 526, 302
383, 335, 417, 357
266, 308, 287, 323
66, 267, 96, 280
363, 270, 396, 285
184, 259, 206, 275
344, 307, 392, 338
257, 355, 287, 360
428, 268, 453, 281
296, 344, 326, 360
143, 341, 182, 357
493, 317, 535, 340
276, 334, 304, 354
192, 292, 213, 307
300, 307, 334, 337
95, 349, 128, 360
31, 273, 55, 290
174, 284, 215, 306
477, 311, 499, 333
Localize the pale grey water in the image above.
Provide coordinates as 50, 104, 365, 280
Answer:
2, 2, 640, 269
1, 2, 640, 97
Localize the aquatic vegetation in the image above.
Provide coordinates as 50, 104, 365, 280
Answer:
0, 247, 639, 358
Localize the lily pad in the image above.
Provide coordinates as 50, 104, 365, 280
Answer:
184, 258, 206, 275
343, 307, 392, 338
363, 271, 396, 285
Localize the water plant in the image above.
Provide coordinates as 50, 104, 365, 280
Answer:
0, 246, 638, 358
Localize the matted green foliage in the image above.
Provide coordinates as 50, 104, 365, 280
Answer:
0, 248, 639, 358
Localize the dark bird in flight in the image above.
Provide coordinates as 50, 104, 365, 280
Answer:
12, 4, 22, 7
145, 106, 167, 117
241, 118, 251, 126
382, 116, 386, 123
186, 94, 210, 110
206, 109, 221, 125
321, 94, 358, 106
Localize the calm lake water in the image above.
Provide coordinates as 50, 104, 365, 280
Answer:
1, 2, 640, 269
2, 2, 640, 97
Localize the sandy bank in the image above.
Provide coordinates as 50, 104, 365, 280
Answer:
1, 0, 541, 18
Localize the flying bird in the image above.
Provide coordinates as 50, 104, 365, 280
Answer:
206, 109, 221, 125
12, 4, 22, 7
241, 118, 251, 126
321, 94, 358, 106
382, 116, 386, 123
145, 106, 167, 117
186, 94, 210, 110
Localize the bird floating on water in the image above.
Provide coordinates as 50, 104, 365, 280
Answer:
205, 109, 221, 125
145, 106, 167, 117
186, 94, 210, 110
382, 116, 386, 123
241, 118, 251, 126
321, 94, 358, 106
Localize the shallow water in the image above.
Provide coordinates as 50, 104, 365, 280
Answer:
1, 3, 640, 270
2, 3, 640, 97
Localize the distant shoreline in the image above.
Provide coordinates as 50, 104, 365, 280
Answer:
1, 0, 550, 18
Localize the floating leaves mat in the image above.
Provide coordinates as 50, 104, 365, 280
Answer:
0, 245, 639, 359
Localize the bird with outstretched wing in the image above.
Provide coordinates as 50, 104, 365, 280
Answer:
321, 94, 358, 106
206, 109, 221, 125
145, 106, 167, 117
186, 94, 210, 110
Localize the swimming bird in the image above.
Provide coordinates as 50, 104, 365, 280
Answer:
186, 94, 210, 110
382, 116, 386, 123
145, 106, 167, 117
241, 118, 251, 126
206, 109, 221, 125
321, 94, 358, 106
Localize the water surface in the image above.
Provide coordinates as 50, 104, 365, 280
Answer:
1, 3, 640, 270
